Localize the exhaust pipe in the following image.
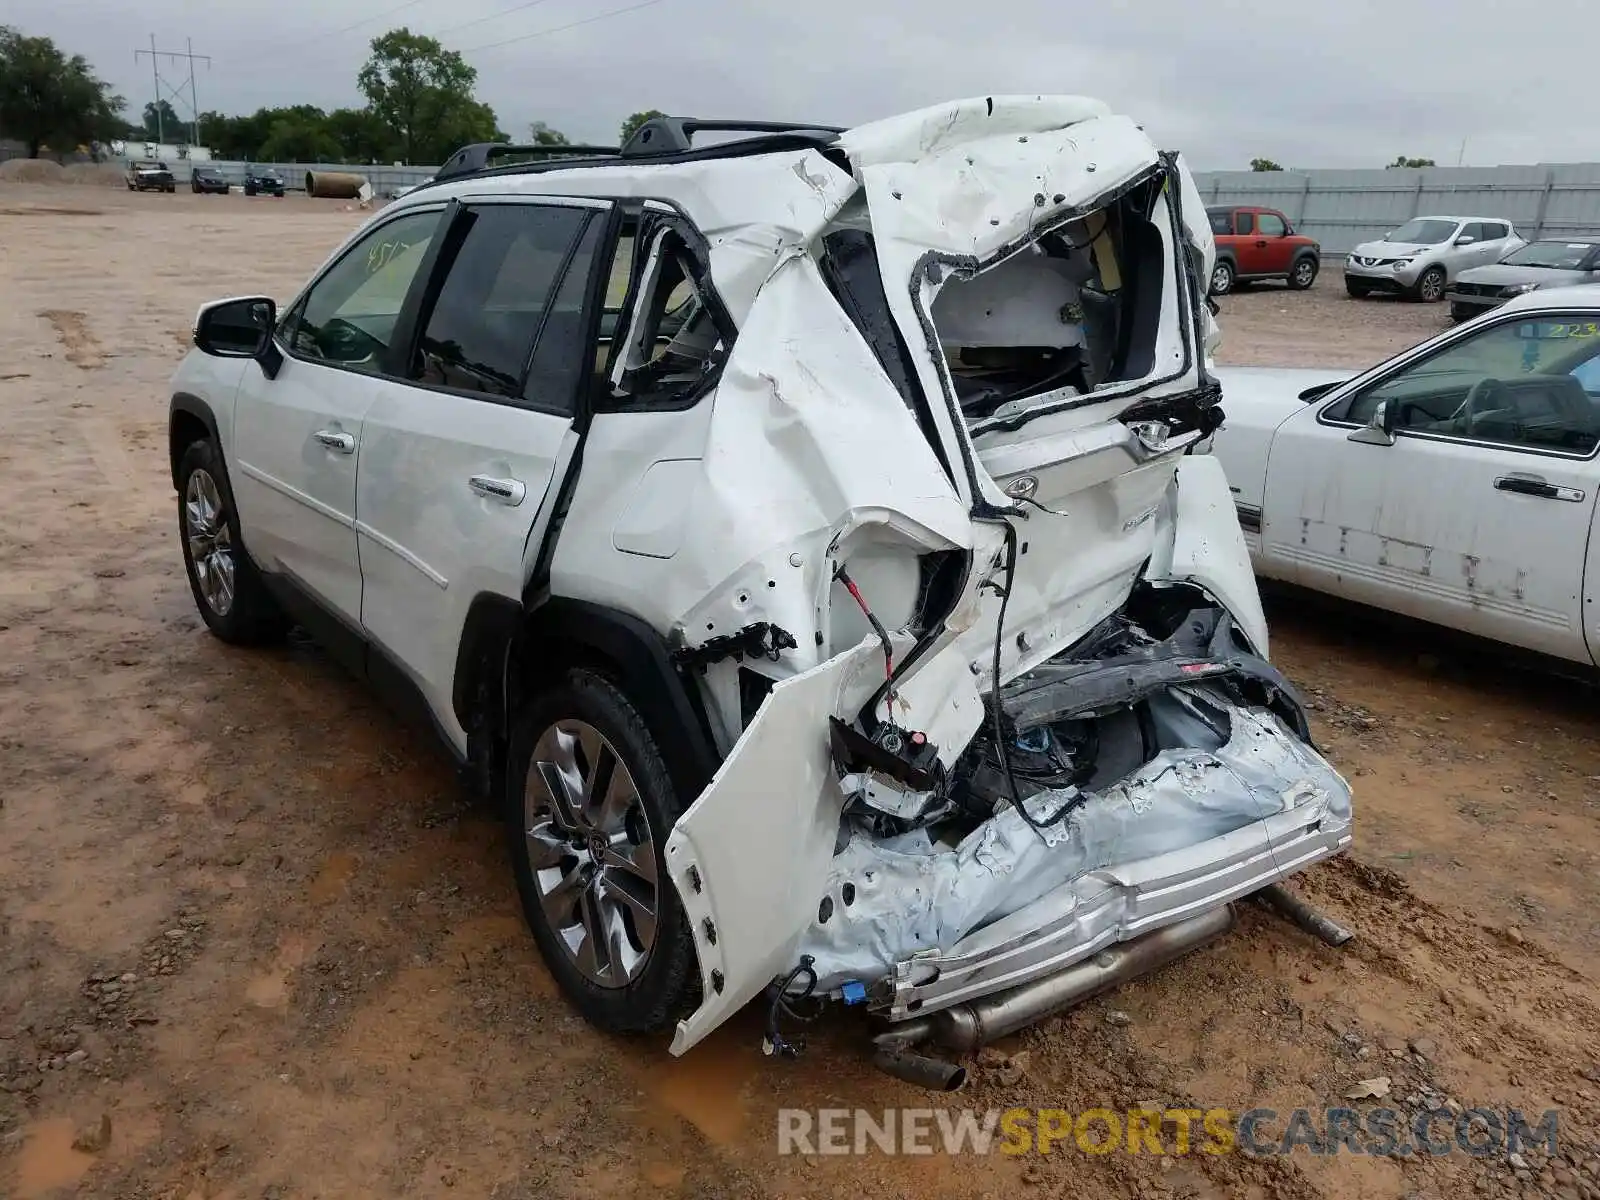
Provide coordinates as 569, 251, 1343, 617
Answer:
872, 1049, 968, 1091
1253, 884, 1353, 947
875, 904, 1236, 1060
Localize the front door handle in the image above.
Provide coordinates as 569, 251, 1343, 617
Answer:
1494, 473, 1585, 502
313, 429, 356, 454
469, 474, 527, 506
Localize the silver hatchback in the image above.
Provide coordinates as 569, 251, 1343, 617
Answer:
1345, 215, 1524, 302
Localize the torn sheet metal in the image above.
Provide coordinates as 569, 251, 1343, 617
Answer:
664, 639, 886, 1055
792, 689, 1353, 996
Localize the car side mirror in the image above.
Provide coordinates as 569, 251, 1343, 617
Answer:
1348, 398, 1397, 446
1455, 235, 1476, 246
193, 296, 282, 379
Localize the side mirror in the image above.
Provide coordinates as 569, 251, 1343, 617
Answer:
1455, 235, 1476, 246
1348, 398, 1397, 446
194, 296, 281, 378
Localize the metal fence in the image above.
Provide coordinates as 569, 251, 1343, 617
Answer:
1191, 164, 1600, 258
173, 158, 437, 197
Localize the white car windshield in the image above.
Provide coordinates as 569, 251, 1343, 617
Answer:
1502, 241, 1597, 270
1385, 219, 1457, 244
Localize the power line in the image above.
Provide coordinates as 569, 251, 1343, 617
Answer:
456, 0, 666, 54
427, 0, 563, 42
250, 0, 430, 59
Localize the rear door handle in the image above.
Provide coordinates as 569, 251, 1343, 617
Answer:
468, 475, 526, 506
1494, 473, 1585, 502
313, 429, 356, 454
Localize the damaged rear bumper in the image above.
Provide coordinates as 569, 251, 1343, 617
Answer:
883, 782, 1348, 1021
797, 692, 1353, 1022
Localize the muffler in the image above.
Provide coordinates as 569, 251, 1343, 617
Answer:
874, 904, 1236, 1060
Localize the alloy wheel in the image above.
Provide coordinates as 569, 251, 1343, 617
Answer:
1294, 260, 1315, 286
523, 720, 659, 988
1419, 269, 1445, 302
184, 468, 236, 616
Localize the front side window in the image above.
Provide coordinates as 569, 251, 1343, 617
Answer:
1257, 212, 1286, 237
410, 202, 592, 400
282, 209, 441, 374
1343, 315, 1600, 454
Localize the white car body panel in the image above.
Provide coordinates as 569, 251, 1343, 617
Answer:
1209, 289, 1600, 665
229, 356, 380, 625
355, 384, 576, 751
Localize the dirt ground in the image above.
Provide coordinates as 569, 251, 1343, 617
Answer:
2, 184, 1598, 1200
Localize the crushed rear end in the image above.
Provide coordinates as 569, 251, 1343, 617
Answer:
655, 96, 1352, 1064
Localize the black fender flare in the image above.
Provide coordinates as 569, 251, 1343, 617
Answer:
169, 391, 220, 491
454, 593, 722, 806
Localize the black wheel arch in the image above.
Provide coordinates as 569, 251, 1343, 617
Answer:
454, 593, 722, 807
169, 391, 220, 491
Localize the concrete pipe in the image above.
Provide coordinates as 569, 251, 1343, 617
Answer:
305, 170, 368, 199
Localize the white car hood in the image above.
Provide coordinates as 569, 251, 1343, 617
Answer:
1352, 239, 1437, 259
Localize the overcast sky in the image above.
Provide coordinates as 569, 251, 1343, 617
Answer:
9, 0, 1587, 169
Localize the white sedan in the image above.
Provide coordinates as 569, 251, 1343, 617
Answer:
1209, 286, 1600, 665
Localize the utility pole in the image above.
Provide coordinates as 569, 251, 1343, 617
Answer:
133, 36, 211, 148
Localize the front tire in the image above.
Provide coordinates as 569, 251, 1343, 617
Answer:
1287, 256, 1318, 290
1345, 277, 1373, 299
1413, 265, 1447, 303
1451, 302, 1476, 324
176, 439, 286, 645
1209, 259, 1236, 296
506, 669, 697, 1035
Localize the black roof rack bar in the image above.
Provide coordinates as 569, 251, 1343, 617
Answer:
620, 117, 847, 157
434, 141, 622, 182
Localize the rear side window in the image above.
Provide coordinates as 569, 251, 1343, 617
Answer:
411, 203, 592, 401
1207, 210, 1231, 236
1235, 211, 1255, 235
1257, 212, 1286, 237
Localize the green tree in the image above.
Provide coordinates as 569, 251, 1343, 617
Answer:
1387, 155, 1436, 169
357, 28, 498, 164
142, 98, 182, 142
0, 27, 125, 158
619, 109, 666, 146
1250, 157, 1283, 172
258, 115, 342, 163
326, 106, 395, 163
528, 120, 568, 146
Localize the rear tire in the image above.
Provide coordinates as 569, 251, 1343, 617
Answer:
176, 439, 287, 645
505, 669, 697, 1035
1413, 265, 1447, 303
1287, 256, 1319, 290
1209, 259, 1236, 296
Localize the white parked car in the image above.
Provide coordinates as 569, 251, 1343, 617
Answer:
1211, 288, 1600, 666
1344, 215, 1525, 303
166, 98, 1351, 1073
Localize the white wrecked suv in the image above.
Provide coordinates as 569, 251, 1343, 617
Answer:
167, 96, 1352, 1077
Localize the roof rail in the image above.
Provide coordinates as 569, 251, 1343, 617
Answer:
620, 118, 847, 157
435, 141, 622, 182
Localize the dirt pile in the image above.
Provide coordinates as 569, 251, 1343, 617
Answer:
0, 158, 68, 184
63, 162, 126, 188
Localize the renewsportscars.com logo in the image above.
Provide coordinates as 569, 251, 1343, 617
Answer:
777, 1106, 1563, 1158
